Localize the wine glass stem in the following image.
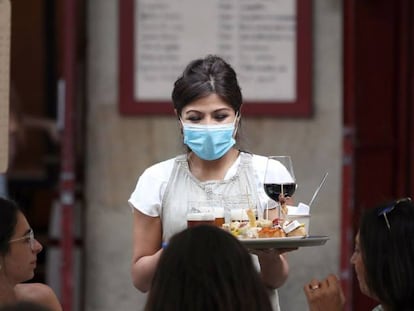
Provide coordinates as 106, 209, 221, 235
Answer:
279, 184, 284, 220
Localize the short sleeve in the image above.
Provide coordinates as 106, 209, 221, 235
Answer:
128, 159, 175, 217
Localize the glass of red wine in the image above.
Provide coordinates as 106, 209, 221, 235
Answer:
263, 156, 297, 220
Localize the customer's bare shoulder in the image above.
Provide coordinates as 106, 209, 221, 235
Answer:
15, 283, 62, 311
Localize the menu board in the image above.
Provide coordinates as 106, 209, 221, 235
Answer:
135, 0, 295, 102
119, 0, 312, 116
0, 0, 10, 173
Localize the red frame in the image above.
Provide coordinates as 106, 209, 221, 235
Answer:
119, 0, 312, 116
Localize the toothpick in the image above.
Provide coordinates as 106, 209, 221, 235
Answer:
266, 201, 269, 220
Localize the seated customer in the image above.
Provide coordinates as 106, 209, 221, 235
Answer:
0, 197, 62, 311
304, 197, 414, 311
0, 301, 51, 311
145, 225, 273, 311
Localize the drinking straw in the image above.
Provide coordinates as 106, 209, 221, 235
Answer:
308, 172, 329, 208
280, 184, 284, 220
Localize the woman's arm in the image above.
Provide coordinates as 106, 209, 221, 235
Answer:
256, 250, 289, 289
131, 209, 163, 292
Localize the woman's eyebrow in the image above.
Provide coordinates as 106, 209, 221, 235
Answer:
214, 108, 232, 113
184, 110, 203, 115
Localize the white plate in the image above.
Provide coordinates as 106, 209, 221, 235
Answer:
238, 235, 329, 249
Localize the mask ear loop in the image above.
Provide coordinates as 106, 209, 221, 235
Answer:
233, 112, 241, 138
174, 109, 184, 135
178, 117, 184, 135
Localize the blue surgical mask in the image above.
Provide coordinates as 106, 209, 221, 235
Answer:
182, 117, 238, 161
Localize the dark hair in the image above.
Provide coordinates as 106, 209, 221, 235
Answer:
145, 225, 272, 311
0, 301, 51, 311
172, 55, 243, 116
359, 198, 414, 310
0, 197, 21, 255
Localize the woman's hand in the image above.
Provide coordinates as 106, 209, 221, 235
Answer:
304, 274, 345, 311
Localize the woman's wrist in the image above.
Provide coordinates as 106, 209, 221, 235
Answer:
257, 249, 283, 263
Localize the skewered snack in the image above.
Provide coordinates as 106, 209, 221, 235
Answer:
278, 194, 289, 220
256, 219, 273, 228
222, 202, 307, 239
257, 226, 286, 238
286, 225, 306, 237
283, 220, 306, 237
223, 217, 306, 239
246, 208, 257, 227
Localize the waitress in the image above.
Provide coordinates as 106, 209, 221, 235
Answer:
129, 55, 294, 310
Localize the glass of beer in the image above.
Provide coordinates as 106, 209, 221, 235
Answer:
213, 207, 225, 227
187, 201, 215, 228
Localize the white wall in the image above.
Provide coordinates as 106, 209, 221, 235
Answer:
85, 0, 342, 310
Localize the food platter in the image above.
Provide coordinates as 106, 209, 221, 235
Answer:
239, 235, 329, 249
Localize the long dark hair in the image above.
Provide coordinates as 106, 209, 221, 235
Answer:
359, 198, 414, 310
172, 55, 243, 116
0, 301, 52, 311
145, 225, 272, 311
0, 197, 21, 255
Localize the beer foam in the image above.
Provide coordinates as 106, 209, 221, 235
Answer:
187, 212, 215, 221
230, 209, 249, 221
214, 207, 224, 218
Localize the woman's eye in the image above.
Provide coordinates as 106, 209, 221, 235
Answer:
214, 114, 229, 121
187, 115, 201, 122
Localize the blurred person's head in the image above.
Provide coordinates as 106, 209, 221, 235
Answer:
351, 197, 414, 310
145, 225, 272, 311
0, 301, 51, 311
0, 197, 43, 284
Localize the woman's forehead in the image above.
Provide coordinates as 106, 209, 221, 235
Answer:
13, 212, 30, 236
182, 94, 233, 113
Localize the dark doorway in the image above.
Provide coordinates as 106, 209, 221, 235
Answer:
8, 3, 86, 311
342, 0, 414, 310
8, 0, 61, 283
